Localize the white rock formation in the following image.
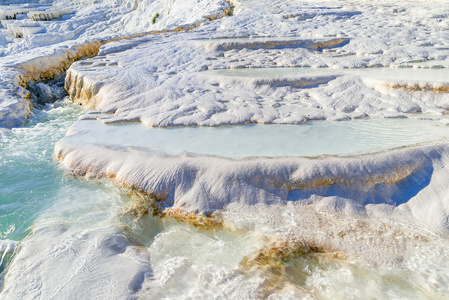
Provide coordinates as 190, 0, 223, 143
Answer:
2, 0, 449, 298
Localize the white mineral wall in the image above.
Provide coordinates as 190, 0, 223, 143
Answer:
55, 134, 449, 231
0, 41, 103, 127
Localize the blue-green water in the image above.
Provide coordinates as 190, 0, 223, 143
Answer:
0, 98, 84, 241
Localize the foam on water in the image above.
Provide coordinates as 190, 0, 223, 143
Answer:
283, 243, 449, 299
128, 203, 449, 299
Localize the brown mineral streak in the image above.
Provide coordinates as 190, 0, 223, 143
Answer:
161, 208, 224, 229
240, 239, 327, 269
121, 188, 224, 230
383, 83, 449, 92
216, 38, 348, 51
239, 238, 337, 298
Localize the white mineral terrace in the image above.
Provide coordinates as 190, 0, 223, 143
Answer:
2, 0, 449, 298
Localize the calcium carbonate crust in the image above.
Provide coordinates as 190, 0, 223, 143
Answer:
55, 133, 449, 232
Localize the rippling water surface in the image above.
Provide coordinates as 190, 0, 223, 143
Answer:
0, 98, 83, 241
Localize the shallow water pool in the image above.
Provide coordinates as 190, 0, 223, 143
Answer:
211, 66, 449, 84
69, 117, 449, 158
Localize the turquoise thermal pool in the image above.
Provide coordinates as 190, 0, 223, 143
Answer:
69, 117, 449, 158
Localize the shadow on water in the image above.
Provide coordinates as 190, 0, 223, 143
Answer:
26, 75, 68, 109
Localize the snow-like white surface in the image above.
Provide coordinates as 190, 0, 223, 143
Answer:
2, 0, 449, 298
7, 22, 43, 38
1, 0, 449, 128
0, 0, 230, 128
63, 13, 449, 126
